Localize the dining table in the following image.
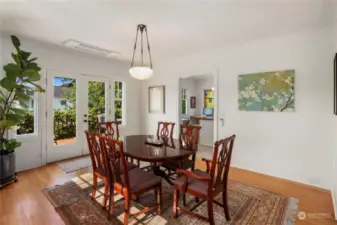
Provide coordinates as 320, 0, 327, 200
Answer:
120, 135, 197, 185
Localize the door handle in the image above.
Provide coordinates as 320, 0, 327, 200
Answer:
83, 120, 88, 123
84, 114, 88, 117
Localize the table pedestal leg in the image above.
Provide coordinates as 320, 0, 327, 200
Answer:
152, 163, 174, 186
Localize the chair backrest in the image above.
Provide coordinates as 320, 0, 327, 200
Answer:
157, 121, 175, 139
99, 136, 130, 191
179, 124, 201, 150
98, 121, 120, 140
84, 131, 106, 175
209, 135, 236, 191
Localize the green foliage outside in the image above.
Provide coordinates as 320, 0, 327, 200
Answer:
17, 111, 34, 135
0, 36, 45, 152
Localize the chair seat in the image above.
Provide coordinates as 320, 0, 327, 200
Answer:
173, 169, 211, 196
125, 161, 137, 171
125, 168, 161, 193
162, 158, 194, 170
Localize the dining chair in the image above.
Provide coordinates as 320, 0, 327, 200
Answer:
157, 121, 175, 139
85, 131, 137, 208
172, 135, 236, 225
161, 124, 201, 177
98, 121, 120, 140
99, 136, 162, 225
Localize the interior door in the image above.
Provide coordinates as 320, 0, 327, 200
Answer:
81, 75, 110, 154
46, 71, 83, 162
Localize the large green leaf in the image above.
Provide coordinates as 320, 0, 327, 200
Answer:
0, 77, 17, 91
23, 69, 41, 81
15, 92, 30, 102
19, 50, 31, 61
11, 53, 21, 67
9, 108, 27, 117
26, 62, 41, 71
28, 57, 37, 62
6, 113, 23, 124
0, 119, 17, 128
11, 36, 20, 49
3, 63, 20, 78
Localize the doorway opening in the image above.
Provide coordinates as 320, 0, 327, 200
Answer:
178, 74, 217, 153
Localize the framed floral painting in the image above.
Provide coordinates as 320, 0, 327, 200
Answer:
238, 70, 295, 112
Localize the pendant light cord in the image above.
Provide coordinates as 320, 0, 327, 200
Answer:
131, 26, 139, 68
130, 24, 152, 69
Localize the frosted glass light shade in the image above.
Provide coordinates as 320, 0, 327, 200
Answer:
129, 67, 153, 80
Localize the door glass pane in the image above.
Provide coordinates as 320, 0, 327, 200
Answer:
114, 100, 122, 124
53, 77, 76, 145
88, 81, 106, 132
17, 88, 35, 135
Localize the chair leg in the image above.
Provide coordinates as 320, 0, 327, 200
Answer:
92, 174, 98, 200
124, 191, 130, 225
207, 200, 215, 225
223, 191, 230, 221
102, 179, 109, 208
173, 188, 179, 218
107, 188, 114, 220
157, 183, 162, 216
183, 193, 186, 206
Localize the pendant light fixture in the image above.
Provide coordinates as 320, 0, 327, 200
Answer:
129, 24, 153, 80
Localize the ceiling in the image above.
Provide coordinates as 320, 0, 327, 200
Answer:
0, 0, 334, 64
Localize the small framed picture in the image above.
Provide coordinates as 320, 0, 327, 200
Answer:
148, 85, 165, 113
190, 96, 196, 108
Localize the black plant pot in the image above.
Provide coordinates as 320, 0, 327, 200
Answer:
0, 150, 17, 188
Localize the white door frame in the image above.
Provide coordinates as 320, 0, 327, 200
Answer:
176, 69, 219, 145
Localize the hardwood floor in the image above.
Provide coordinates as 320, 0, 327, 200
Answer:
0, 157, 336, 225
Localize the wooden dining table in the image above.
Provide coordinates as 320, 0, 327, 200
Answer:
120, 135, 196, 185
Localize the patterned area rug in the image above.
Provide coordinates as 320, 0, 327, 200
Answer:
44, 173, 299, 225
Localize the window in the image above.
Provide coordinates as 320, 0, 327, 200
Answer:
16, 89, 37, 135
182, 89, 187, 114
204, 89, 214, 108
114, 81, 125, 125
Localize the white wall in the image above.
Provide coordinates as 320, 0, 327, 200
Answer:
1, 34, 142, 171
141, 27, 335, 189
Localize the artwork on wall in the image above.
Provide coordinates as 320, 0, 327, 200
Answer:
190, 96, 196, 108
148, 85, 165, 113
333, 53, 337, 115
238, 70, 295, 112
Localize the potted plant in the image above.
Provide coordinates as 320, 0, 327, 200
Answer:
0, 36, 45, 188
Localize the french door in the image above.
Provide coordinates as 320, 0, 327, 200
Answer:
46, 71, 111, 163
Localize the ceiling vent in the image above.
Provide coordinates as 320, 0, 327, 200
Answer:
63, 39, 121, 57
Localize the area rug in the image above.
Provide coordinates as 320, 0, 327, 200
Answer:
57, 156, 92, 173
44, 173, 299, 225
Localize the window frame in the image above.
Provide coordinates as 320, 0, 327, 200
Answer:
113, 81, 126, 126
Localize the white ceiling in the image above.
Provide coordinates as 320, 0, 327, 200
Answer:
0, 0, 334, 64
